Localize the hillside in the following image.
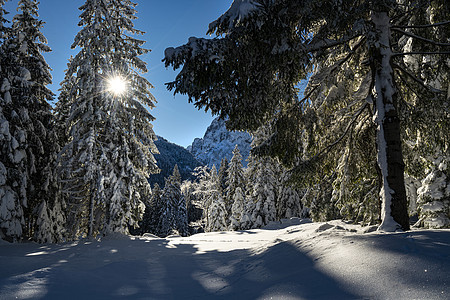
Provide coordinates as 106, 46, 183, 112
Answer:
1, 220, 448, 299
149, 136, 203, 188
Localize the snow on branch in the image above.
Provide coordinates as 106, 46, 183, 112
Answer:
164, 37, 223, 70
208, 0, 262, 34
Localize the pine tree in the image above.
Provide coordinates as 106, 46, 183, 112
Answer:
277, 169, 304, 220
415, 157, 450, 228
172, 165, 188, 236
156, 165, 187, 236
229, 186, 246, 230
225, 145, 245, 225
0, 0, 61, 242
57, 0, 158, 239
249, 157, 277, 228
143, 182, 162, 234
204, 166, 227, 232
0, 0, 24, 242
218, 157, 229, 194
165, 0, 450, 231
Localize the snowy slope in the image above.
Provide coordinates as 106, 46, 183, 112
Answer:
0, 220, 449, 299
188, 117, 252, 168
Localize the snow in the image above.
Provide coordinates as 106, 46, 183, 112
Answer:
209, 0, 260, 32
188, 117, 251, 168
1, 220, 449, 299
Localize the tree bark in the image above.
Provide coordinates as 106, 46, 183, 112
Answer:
371, 10, 410, 231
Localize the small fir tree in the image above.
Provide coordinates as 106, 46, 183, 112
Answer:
204, 166, 228, 232
225, 145, 245, 225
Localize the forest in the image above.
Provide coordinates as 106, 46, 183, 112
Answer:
0, 0, 449, 245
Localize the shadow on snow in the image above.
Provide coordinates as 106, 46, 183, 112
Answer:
0, 236, 358, 299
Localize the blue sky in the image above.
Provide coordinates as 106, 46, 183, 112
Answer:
3, 0, 232, 147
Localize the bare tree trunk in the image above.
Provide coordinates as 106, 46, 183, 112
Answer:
371, 10, 410, 231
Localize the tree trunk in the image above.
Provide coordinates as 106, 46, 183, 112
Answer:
88, 190, 94, 238
371, 10, 410, 231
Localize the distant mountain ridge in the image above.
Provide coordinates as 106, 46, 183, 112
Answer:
149, 136, 202, 188
187, 117, 252, 168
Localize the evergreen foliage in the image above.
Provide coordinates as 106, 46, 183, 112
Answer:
155, 165, 188, 237
0, 0, 62, 242
56, 0, 158, 239
224, 145, 244, 223
203, 166, 227, 232
165, 0, 450, 231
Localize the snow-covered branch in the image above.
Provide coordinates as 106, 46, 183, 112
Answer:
391, 20, 450, 29
391, 28, 450, 47
392, 63, 444, 94
392, 51, 450, 57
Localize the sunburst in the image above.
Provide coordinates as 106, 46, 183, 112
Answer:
107, 76, 127, 96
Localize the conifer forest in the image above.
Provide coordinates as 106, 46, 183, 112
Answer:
0, 1, 450, 298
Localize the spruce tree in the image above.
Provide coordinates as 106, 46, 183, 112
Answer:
165, 0, 450, 231
57, 0, 158, 238
145, 182, 162, 234
229, 186, 246, 230
204, 166, 227, 232
0, 0, 25, 242
171, 165, 188, 236
0, 0, 61, 242
218, 157, 229, 194
155, 165, 187, 237
249, 157, 277, 228
225, 145, 245, 225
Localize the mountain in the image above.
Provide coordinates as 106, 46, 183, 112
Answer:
187, 117, 252, 168
149, 136, 203, 188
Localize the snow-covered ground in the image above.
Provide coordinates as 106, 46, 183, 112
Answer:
0, 219, 449, 299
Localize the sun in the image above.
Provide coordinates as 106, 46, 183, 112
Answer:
107, 76, 127, 96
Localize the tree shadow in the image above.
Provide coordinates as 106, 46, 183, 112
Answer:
0, 236, 360, 299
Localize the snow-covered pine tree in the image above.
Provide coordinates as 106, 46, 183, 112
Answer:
13, 0, 64, 243
0, 0, 62, 242
57, 0, 158, 239
171, 165, 188, 236
165, 0, 450, 231
204, 166, 227, 232
277, 169, 305, 220
142, 182, 162, 234
156, 165, 187, 236
218, 157, 229, 195
249, 157, 278, 228
0, 0, 25, 243
415, 157, 450, 228
225, 145, 245, 225
229, 186, 246, 231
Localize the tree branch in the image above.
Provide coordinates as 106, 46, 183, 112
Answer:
391, 27, 450, 47
305, 34, 362, 53
311, 103, 369, 161
392, 51, 450, 57
391, 20, 450, 29
392, 62, 444, 93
